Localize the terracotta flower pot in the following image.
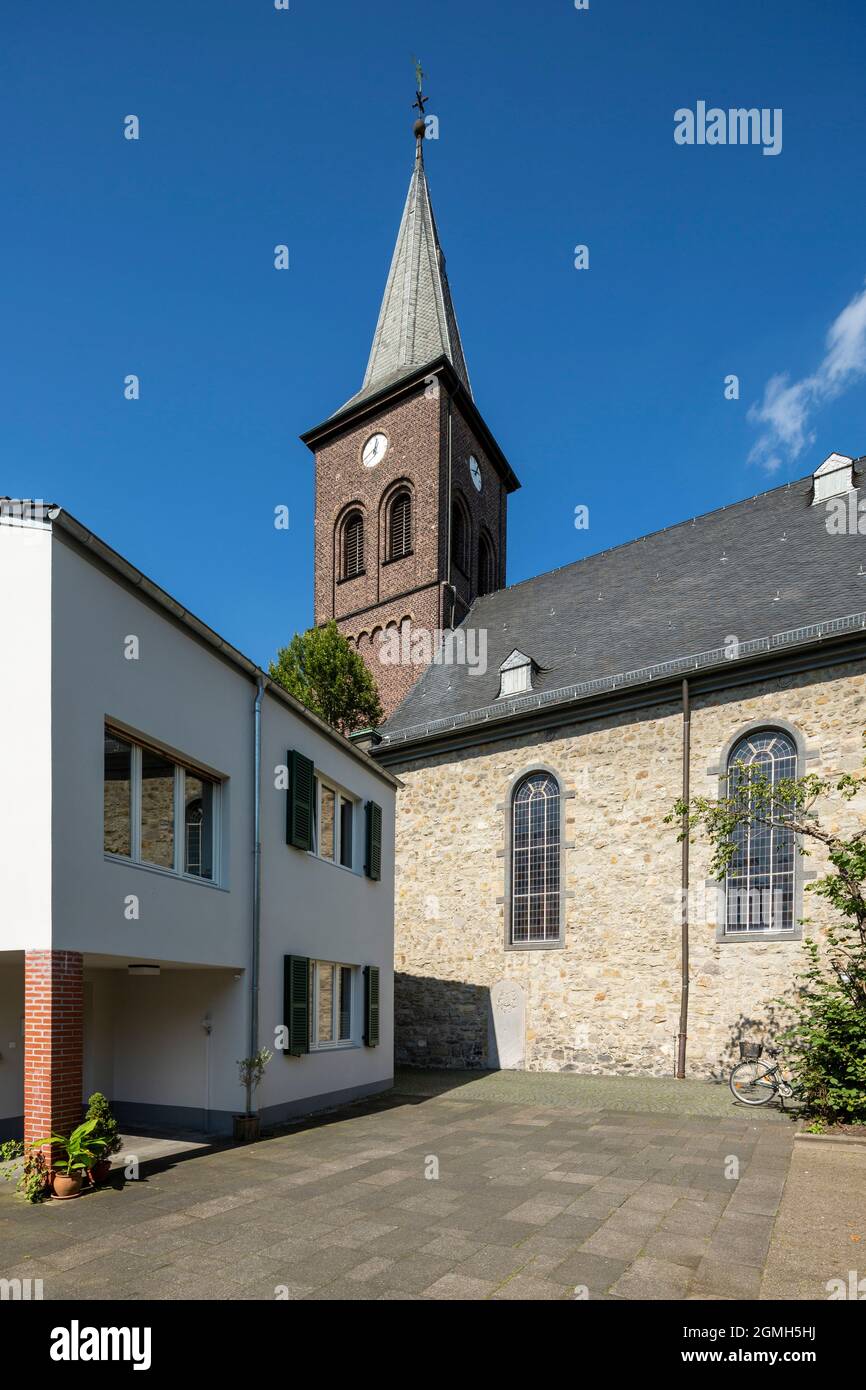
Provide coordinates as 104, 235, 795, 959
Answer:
52, 1171, 83, 1200
232, 1114, 260, 1143
89, 1158, 112, 1185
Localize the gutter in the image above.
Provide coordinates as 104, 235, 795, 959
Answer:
374, 611, 866, 761
676, 678, 690, 1079
246, 675, 265, 1115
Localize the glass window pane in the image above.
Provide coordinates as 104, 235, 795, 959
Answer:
140, 748, 175, 868
339, 798, 353, 868
104, 732, 132, 857
511, 772, 560, 943
725, 731, 796, 933
320, 785, 336, 861
339, 966, 352, 1040
184, 774, 214, 880
317, 964, 335, 1043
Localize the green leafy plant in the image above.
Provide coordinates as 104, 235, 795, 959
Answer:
268, 621, 384, 734
84, 1092, 122, 1157
2, 1144, 48, 1203
667, 740, 866, 1126
30, 1117, 108, 1175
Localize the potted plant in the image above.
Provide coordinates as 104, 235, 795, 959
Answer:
83, 1092, 122, 1184
233, 1047, 272, 1142
30, 1118, 108, 1199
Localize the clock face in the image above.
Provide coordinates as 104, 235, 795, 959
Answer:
469, 455, 482, 492
362, 433, 388, 468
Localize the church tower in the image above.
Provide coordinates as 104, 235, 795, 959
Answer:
302, 83, 520, 720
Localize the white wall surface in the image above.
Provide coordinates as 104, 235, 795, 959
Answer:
0, 524, 52, 950
45, 528, 394, 1122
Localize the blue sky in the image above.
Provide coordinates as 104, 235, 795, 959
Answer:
4, 0, 866, 664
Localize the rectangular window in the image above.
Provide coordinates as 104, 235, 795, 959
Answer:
339, 965, 352, 1040
140, 747, 175, 869
103, 725, 220, 884
184, 774, 215, 879
103, 733, 132, 858
339, 797, 353, 869
309, 961, 355, 1050
320, 784, 336, 862
311, 777, 357, 871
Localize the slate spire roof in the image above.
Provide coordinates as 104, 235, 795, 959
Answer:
336, 144, 472, 415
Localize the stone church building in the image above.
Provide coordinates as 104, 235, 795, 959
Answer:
302, 126, 866, 1078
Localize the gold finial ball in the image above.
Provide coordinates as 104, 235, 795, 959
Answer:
413, 117, 426, 141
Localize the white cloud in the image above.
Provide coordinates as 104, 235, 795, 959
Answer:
748, 281, 866, 472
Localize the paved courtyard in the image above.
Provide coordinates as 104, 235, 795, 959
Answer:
0, 1071, 803, 1300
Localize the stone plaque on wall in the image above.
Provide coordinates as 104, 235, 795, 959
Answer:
488, 980, 526, 1070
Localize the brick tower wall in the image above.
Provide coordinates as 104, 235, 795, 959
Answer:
312, 380, 509, 721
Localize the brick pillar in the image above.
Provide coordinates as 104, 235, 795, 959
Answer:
24, 951, 84, 1152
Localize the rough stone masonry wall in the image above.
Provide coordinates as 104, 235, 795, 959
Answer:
391, 661, 866, 1077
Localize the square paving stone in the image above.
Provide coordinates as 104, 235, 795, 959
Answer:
548, 1250, 631, 1294
690, 1257, 764, 1299
609, 1255, 693, 1300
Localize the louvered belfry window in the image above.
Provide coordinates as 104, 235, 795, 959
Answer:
511, 772, 561, 944
389, 491, 412, 560
343, 512, 364, 579
725, 731, 796, 934
479, 533, 496, 595
451, 499, 468, 574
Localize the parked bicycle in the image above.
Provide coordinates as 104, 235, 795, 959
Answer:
729, 1041, 801, 1107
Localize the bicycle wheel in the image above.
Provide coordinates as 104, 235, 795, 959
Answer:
730, 1060, 778, 1105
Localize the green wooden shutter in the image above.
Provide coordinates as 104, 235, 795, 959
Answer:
283, 955, 310, 1056
286, 750, 315, 850
364, 800, 382, 880
363, 964, 380, 1047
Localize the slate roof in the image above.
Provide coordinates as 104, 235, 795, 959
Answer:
334, 148, 472, 416
381, 462, 866, 743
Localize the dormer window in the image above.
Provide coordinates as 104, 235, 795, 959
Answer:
498, 649, 533, 698
812, 452, 854, 504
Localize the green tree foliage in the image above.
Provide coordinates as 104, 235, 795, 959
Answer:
268, 621, 384, 735
666, 744, 866, 1125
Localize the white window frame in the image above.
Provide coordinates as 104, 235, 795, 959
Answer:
309, 960, 357, 1051
104, 727, 222, 886
311, 775, 357, 872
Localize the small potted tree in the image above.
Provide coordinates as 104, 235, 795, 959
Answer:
83, 1092, 122, 1184
233, 1047, 272, 1142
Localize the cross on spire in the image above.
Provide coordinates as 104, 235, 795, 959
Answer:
411, 57, 429, 160
412, 57, 428, 115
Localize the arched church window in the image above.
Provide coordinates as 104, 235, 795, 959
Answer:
478, 531, 496, 595
388, 491, 413, 560
342, 511, 364, 580
451, 497, 469, 575
510, 771, 561, 945
724, 730, 797, 935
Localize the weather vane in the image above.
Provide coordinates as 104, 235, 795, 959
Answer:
411, 56, 428, 117
411, 57, 429, 153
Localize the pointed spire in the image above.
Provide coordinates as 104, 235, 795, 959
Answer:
333, 71, 472, 416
